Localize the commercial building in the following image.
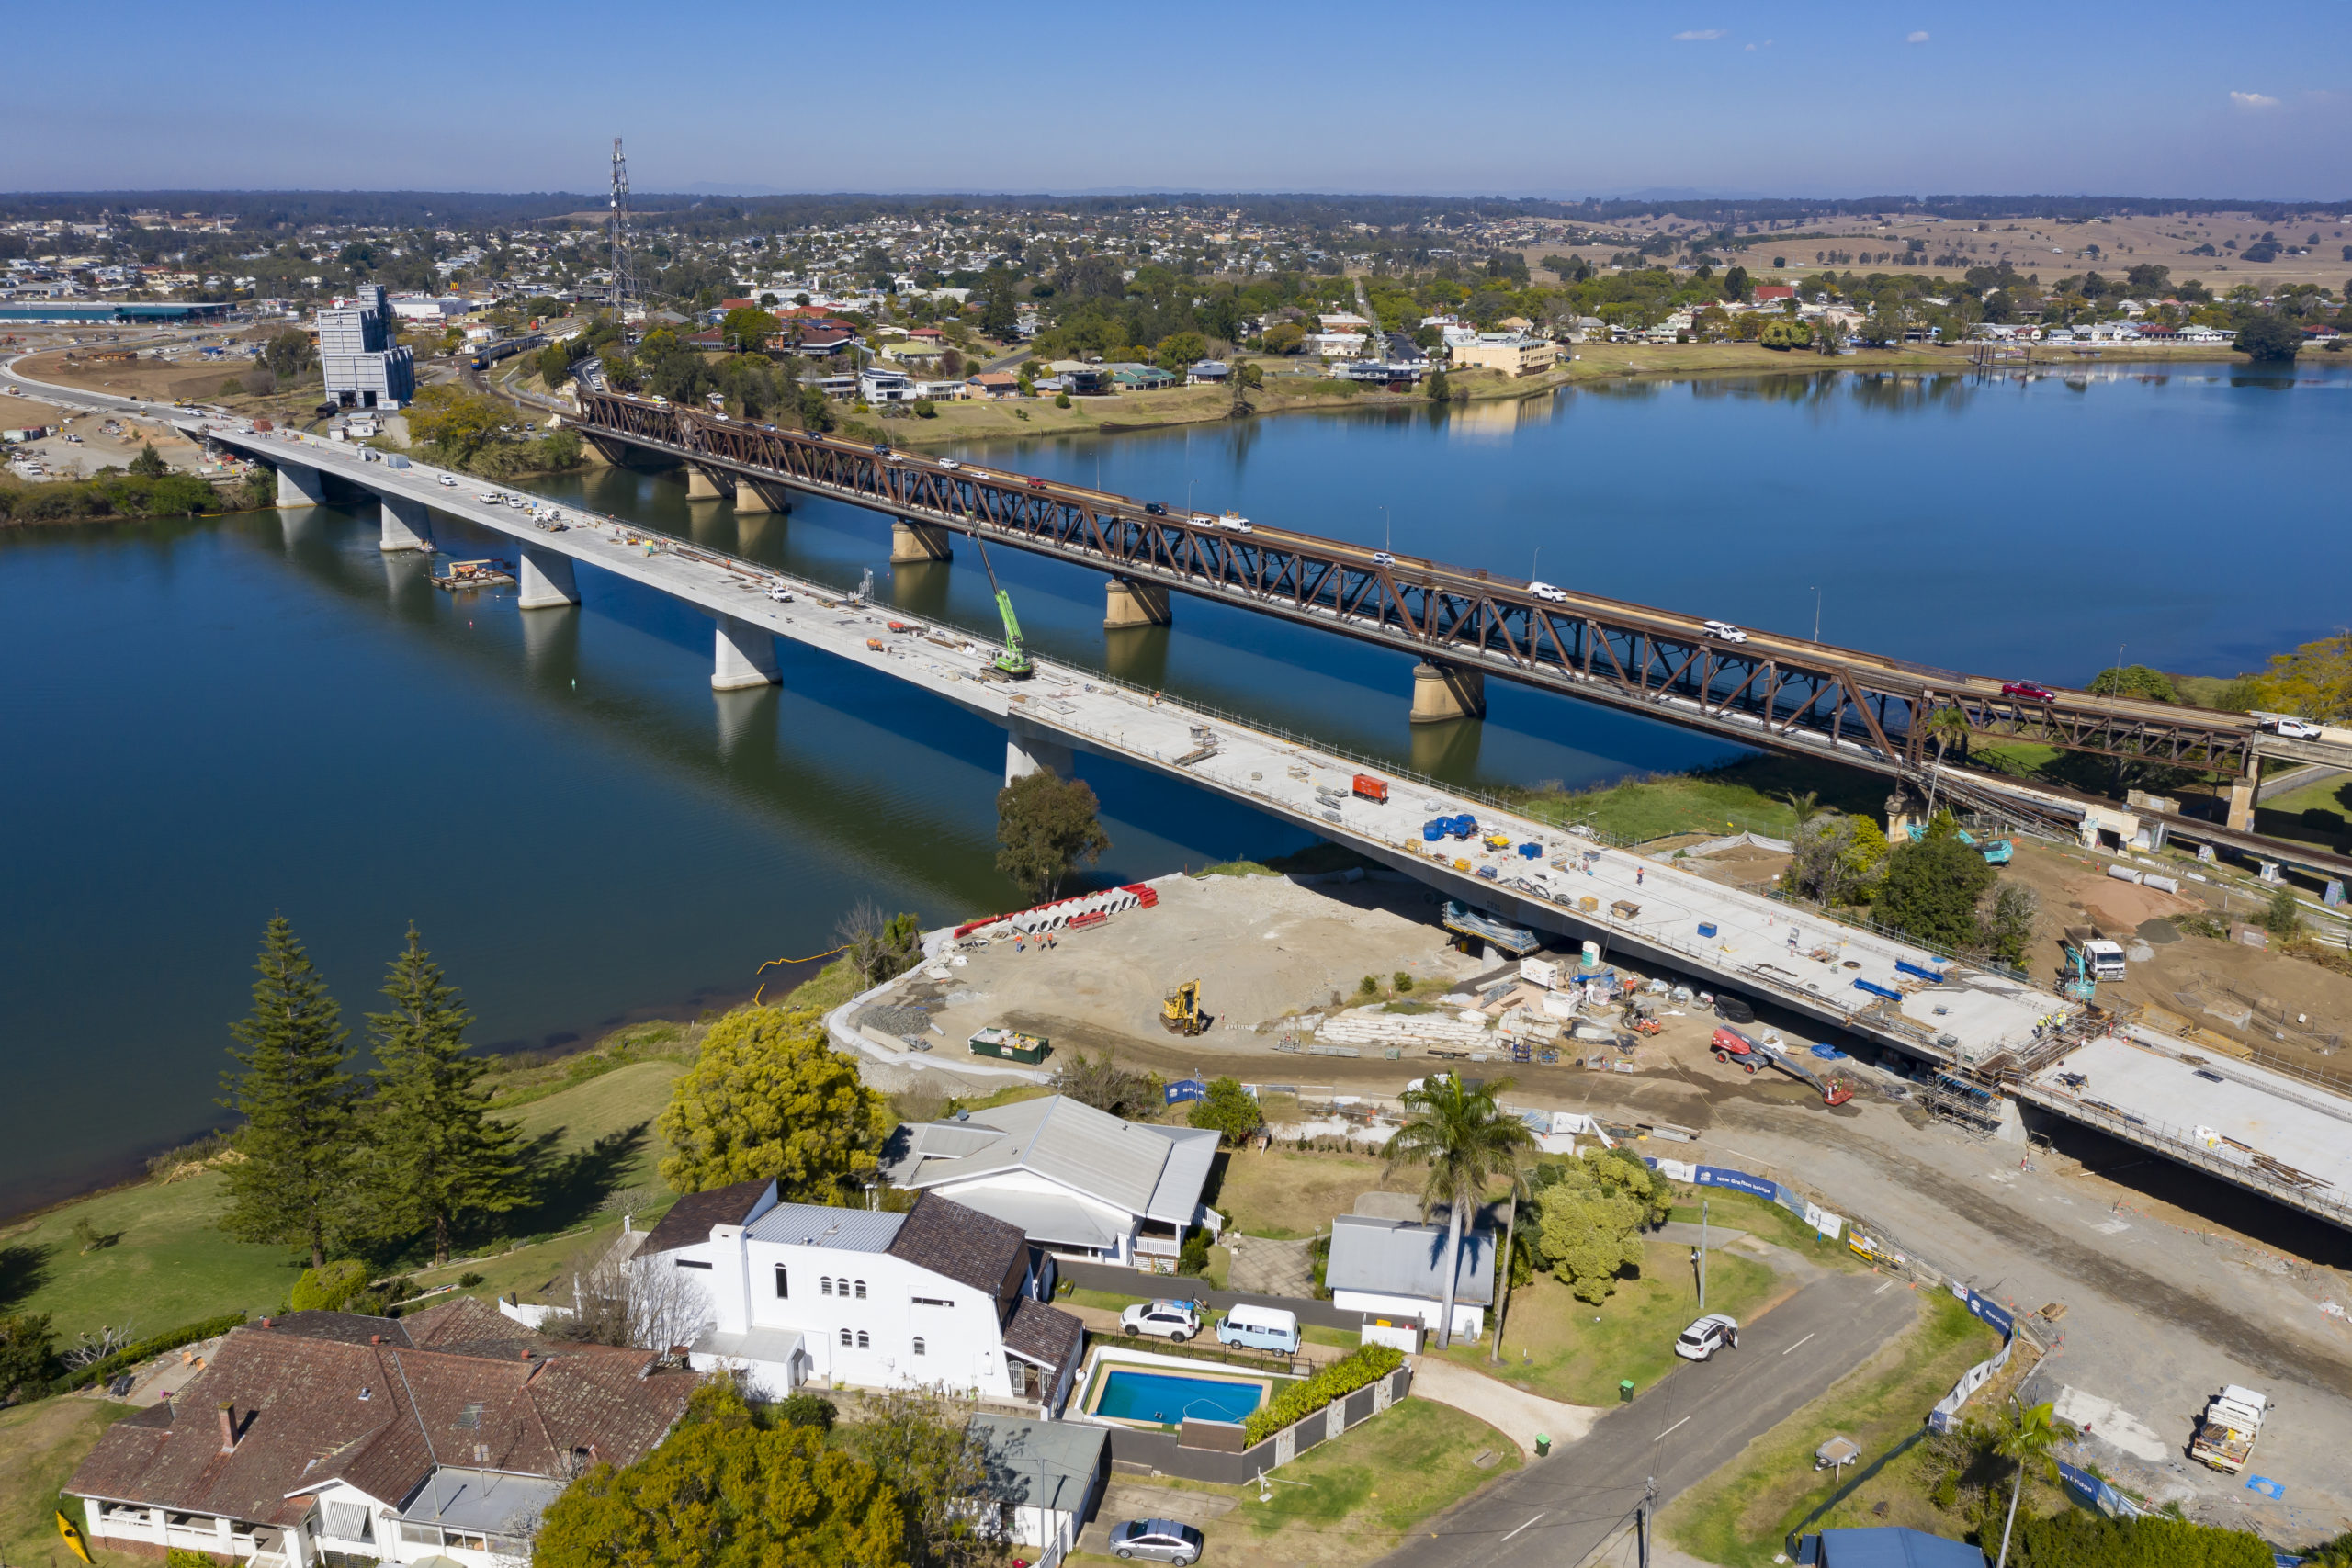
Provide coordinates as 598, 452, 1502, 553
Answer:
318, 285, 414, 410
0, 301, 233, 326
1449, 333, 1557, 376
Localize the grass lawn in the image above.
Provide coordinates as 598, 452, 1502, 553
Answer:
1666, 1190, 1867, 1271
1214, 1149, 1423, 1241
1500, 755, 1886, 845
2254, 771, 2352, 854
1663, 1292, 2000, 1567
0, 1397, 141, 1568
1459, 1241, 1781, 1405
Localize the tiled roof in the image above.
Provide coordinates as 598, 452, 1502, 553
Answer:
885, 1192, 1028, 1301
65, 1311, 694, 1527
999, 1298, 1084, 1384
635, 1178, 773, 1257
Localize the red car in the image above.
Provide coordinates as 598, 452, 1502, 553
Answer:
1026, 477, 1049, 489
2001, 681, 2057, 702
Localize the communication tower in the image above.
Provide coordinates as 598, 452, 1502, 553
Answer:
607, 136, 641, 335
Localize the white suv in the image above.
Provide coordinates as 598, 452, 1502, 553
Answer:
1119, 1299, 1202, 1342
1702, 619, 1748, 645
1674, 1313, 1740, 1361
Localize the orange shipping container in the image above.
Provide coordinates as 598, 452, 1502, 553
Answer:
1351, 773, 1390, 803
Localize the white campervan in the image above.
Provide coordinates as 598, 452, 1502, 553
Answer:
1216, 1304, 1301, 1355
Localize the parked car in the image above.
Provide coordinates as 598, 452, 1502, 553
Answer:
1216, 1304, 1300, 1354
1119, 1299, 1201, 1342
1701, 619, 1748, 644
1110, 1521, 1204, 1565
2001, 681, 2056, 702
1674, 1313, 1740, 1360
765, 583, 794, 603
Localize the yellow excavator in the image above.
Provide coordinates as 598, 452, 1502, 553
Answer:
1161, 979, 1205, 1035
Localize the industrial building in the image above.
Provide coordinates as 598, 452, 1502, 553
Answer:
318, 285, 414, 410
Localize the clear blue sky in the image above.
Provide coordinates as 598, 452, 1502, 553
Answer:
22, 0, 2347, 197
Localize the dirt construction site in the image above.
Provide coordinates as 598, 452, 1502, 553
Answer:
837, 865, 2352, 1540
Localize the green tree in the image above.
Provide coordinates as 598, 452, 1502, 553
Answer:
405, 384, 507, 465
1384, 1075, 1537, 1348
1424, 368, 1452, 401
720, 306, 781, 354
845, 1387, 998, 1568
534, 1387, 909, 1568
1921, 705, 1973, 814
287, 1259, 370, 1312
1153, 330, 1206, 374
128, 442, 169, 479
1048, 1047, 1157, 1119
2260, 884, 2303, 938
655, 1004, 888, 1200
1984, 881, 2040, 966
1976, 1397, 2074, 1568
358, 926, 526, 1265
1531, 1148, 1668, 1303
2250, 633, 2352, 722
2236, 313, 2302, 362
1876, 823, 1996, 949
219, 916, 359, 1269
535, 341, 575, 387
261, 329, 316, 380
2086, 664, 2178, 703
0, 1312, 54, 1400
994, 767, 1111, 902
976, 266, 1022, 337
1187, 1077, 1261, 1145
1759, 317, 1813, 350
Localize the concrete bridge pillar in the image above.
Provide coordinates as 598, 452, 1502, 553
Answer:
733, 479, 790, 515
2224, 758, 2261, 832
711, 614, 781, 691
684, 464, 728, 501
580, 435, 619, 467
1408, 660, 1487, 724
890, 519, 955, 564
378, 496, 435, 554
517, 546, 582, 610
1004, 722, 1075, 786
274, 460, 328, 507
1103, 576, 1171, 629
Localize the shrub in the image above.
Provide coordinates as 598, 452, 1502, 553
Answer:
1357, 975, 1380, 996
776, 1392, 837, 1431
457, 1271, 485, 1288
1054, 391, 1071, 408
2004, 1509, 2273, 1567
167, 1549, 220, 1568
51, 1311, 247, 1394
288, 1259, 370, 1313
0, 1313, 55, 1399
911, 398, 938, 419
1178, 1229, 1212, 1276
1393, 971, 1413, 992
1241, 1344, 1403, 1446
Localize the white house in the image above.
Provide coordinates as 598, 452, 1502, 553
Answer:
67, 1299, 695, 1568
1324, 1195, 1496, 1347
883, 1095, 1220, 1269
967, 1414, 1110, 1568
630, 1181, 1087, 1416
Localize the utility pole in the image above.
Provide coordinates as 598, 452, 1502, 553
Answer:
1637, 1474, 1657, 1568
1699, 1198, 1709, 1310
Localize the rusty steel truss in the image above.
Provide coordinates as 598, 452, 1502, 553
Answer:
572, 390, 2257, 785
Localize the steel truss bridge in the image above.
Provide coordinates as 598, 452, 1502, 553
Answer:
574, 390, 2282, 823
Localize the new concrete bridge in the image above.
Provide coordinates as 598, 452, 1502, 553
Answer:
186, 416, 2352, 1235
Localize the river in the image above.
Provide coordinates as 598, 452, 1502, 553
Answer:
4, 361, 2344, 1213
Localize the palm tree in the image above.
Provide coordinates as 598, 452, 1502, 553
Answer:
1781, 789, 1824, 833
1487, 1163, 1532, 1364
1984, 1397, 2075, 1568
1920, 706, 1973, 817
1384, 1075, 1537, 1350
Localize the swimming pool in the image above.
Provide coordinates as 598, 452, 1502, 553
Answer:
1094, 1368, 1265, 1426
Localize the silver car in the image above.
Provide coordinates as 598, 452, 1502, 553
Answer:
1111, 1520, 1204, 1564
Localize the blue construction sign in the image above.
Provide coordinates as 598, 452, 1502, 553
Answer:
1165, 1078, 1208, 1104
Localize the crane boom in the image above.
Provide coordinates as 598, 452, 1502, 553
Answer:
967, 521, 1033, 679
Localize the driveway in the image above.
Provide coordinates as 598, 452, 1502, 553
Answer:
1408, 1356, 1603, 1457
1227, 1235, 1316, 1297
1373, 1269, 1920, 1568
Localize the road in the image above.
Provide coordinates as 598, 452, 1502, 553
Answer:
1374, 1269, 1922, 1568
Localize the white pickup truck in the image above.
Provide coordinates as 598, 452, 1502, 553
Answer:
2188, 1384, 2267, 1473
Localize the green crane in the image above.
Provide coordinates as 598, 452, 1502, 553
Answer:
967, 522, 1033, 680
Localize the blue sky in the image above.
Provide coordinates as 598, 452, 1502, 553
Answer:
20, 0, 2348, 197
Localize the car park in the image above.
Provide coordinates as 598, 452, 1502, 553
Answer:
2001, 681, 2056, 702
1675, 1313, 1740, 1360
1109, 1521, 1204, 1564
1118, 1299, 1201, 1342
1702, 619, 1748, 644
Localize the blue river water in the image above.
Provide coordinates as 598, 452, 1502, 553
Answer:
2, 361, 2343, 1211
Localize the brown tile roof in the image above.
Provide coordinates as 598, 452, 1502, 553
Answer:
636, 1179, 773, 1257
65, 1312, 694, 1526
886, 1191, 1028, 1303
1000, 1298, 1084, 1384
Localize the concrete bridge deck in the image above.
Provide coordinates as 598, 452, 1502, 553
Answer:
190, 418, 2352, 1234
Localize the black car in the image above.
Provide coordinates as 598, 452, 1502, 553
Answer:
872, 441, 891, 455
1145, 501, 1168, 515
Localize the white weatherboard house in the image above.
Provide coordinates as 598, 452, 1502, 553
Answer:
1324, 1196, 1497, 1346
630, 1182, 1087, 1416
967, 1413, 1110, 1568
882, 1095, 1221, 1269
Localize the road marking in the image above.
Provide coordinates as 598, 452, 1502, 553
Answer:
1781, 1332, 1816, 1357
1872, 1280, 1896, 1295
1498, 1513, 1544, 1542
1656, 1416, 1690, 1441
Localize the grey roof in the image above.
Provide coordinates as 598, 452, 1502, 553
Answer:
967, 1413, 1107, 1515
888, 1096, 1214, 1224
691, 1325, 805, 1368
943, 1188, 1122, 1250
744, 1201, 907, 1252
1325, 1213, 1495, 1306
397, 1469, 567, 1535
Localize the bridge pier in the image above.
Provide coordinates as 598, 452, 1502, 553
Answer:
890, 519, 955, 564
1103, 576, 1170, 629
274, 460, 328, 507
580, 434, 620, 467
711, 614, 781, 691
517, 546, 581, 610
1004, 722, 1074, 786
684, 465, 728, 501
378, 496, 435, 553
1408, 660, 1487, 724
2224, 759, 2261, 832
733, 479, 790, 515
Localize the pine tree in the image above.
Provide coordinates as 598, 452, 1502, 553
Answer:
361, 926, 526, 1265
220, 916, 357, 1269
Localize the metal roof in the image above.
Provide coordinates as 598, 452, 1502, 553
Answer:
891, 1096, 1212, 1224
967, 1413, 1107, 1515
936, 1187, 1121, 1250
743, 1201, 906, 1252
1325, 1213, 1495, 1306
397, 1469, 567, 1535
1815, 1526, 1986, 1567
690, 1325, 805, 1369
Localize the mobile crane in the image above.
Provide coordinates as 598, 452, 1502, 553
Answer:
966, 518, 1033, 680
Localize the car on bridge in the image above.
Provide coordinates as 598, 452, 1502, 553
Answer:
1145, 501, 1168, 514
2002, 681, 2057, 702
937, 457, 961, 469
1528, 580, 1567, 603
1702, 619, 1748, 644
1373, 550, 1395, 566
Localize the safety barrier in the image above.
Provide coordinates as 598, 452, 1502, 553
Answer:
954, 882, 1159, 940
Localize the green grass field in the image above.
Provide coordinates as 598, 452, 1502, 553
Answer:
0, 1397, 136, 1568
2254, 770, 2352, 854
1664, 1292, 1999, 1566
1240, 1396, 1516, 1544
1501, 755, 1887, 845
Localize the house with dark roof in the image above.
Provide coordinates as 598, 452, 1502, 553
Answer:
65, 1297, 694, 1568
629, 1184, 1086, 1416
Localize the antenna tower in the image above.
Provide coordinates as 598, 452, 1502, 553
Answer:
607, 136, 640, 335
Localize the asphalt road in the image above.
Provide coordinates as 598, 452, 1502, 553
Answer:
1375, 1268, 1924, 1568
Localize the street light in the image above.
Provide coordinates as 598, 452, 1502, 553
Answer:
1811, 585, 1822, 643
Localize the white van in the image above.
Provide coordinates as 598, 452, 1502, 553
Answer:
1216, 1304, 1300, 1355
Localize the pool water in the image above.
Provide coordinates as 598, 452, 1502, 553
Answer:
1095, 1369, 1265, 1425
